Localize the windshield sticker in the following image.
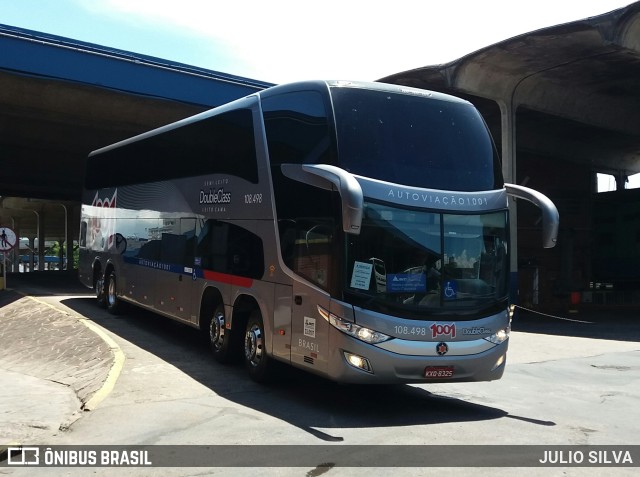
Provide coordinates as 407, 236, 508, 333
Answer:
443, 280, 458, 300
387, 273, 426, 293
350, 261, 373, 290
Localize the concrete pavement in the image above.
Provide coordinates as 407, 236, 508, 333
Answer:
0, 275, 119, 460
0, 271, 638, 466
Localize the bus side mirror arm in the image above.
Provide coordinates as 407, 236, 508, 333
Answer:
505, 183, 559, 248
281, 164, 363, 234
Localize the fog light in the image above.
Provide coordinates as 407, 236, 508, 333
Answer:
344, 351, 373, 373
491, 353, 506, 371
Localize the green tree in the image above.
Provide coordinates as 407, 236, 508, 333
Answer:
45, 240, 79, 270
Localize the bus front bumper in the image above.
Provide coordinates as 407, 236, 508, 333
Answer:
326, 328, 508, 384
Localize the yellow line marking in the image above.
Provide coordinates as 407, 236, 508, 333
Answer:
81, 319, 125, 411
19, 293, 125, 411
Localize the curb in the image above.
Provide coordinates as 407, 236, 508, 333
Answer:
81, 318, 126, 411
19, 293, 126, 411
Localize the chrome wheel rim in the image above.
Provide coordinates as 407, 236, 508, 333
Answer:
95, 277, 104, 299
107, 276, 116, 307
245, 323, 263, 367
210, 311, 225, 351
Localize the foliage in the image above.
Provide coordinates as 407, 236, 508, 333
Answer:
45, 240, 80, 269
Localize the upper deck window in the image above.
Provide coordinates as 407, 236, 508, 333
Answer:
262, 90, 334, 165
86, 108, 258, 189
331, 88, 502, 192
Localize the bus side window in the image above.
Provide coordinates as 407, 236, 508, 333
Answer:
181, 218, 197, 268
138, 240, 161, 260
278, 219, 297, 270
228, 225, 264, 278
196, 220, 223, 270
197, 219, 264, 279
292, 222, 333, 289
159, 219, 196, 268
160, 233, 186, 265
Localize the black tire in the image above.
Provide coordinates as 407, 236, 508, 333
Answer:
106, 270, 123, 315
95, 274, 107, 308
243, 310, 272, 383
208, 304, 238, 363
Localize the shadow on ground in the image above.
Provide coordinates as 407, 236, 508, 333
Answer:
2, 271, 583, 442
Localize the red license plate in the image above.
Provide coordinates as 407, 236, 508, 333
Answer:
424, 366, 454, 378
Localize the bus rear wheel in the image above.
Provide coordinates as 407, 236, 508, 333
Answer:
95, 274, 106, 308
208, 304, 237, 363
106, 270, 123, 315
244, 311, 272, 382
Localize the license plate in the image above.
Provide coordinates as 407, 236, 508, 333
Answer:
424, 366, 454, 378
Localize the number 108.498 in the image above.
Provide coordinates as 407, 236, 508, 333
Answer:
394, 326, 428, 336
244, 193, 263, 204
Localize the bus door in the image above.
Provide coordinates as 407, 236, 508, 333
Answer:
155, 218, 197, 323
288, 222, 335, 373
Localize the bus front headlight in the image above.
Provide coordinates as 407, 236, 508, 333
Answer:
484, 326, 510, 345
318, 306, 391, 345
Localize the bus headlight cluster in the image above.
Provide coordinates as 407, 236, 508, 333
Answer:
484, 326, 510, 345
317, 306, 391, 344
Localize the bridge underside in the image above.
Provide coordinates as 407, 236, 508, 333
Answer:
381, 3, 640, 308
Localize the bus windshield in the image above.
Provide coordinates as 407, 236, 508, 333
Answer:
345, 201, 509, 319
331, 87, 502, 192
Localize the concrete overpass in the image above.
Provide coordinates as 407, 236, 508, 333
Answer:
0, 25, 271, 270
381, 1, 640, 309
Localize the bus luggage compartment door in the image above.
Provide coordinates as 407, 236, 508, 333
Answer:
272, 284, 292, 361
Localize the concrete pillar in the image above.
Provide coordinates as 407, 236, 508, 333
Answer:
11, 222, 19, 272
617, 172, 627, 191
37, 210, 45, 271
499, 98, 519, 302
28, 237, 35, 272
64, 204, 75, 273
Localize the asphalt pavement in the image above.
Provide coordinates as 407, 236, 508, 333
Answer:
0, 271, 638, 464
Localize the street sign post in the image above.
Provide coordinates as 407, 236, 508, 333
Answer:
0, 226, 17, 290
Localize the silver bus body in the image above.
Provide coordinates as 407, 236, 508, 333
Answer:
79, 80, 558, 384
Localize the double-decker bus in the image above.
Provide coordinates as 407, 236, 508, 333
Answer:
79, 80, 558, 383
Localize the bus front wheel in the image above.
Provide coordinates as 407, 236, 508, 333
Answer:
244, 311, 272, 382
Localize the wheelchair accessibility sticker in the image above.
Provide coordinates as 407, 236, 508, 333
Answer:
443, 280, 457, 299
